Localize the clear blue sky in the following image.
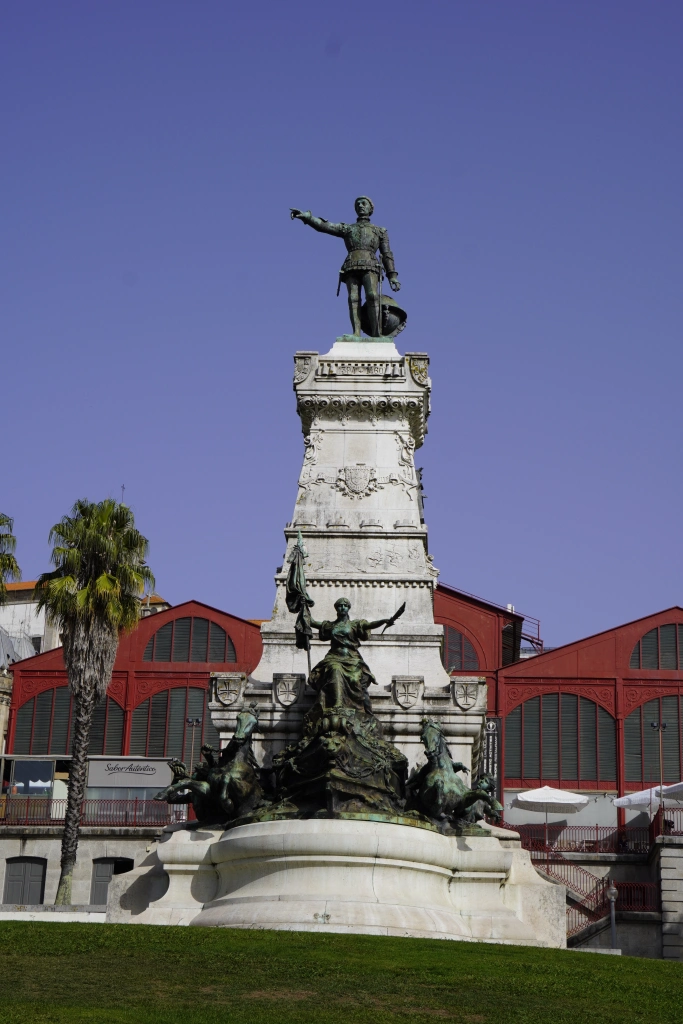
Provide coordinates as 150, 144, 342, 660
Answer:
3, 1, 682, 646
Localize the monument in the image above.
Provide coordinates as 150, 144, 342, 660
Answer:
108, 199, 566, 946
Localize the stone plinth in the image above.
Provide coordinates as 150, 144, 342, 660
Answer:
120, 819, 565, 946
211, 337, 486, 776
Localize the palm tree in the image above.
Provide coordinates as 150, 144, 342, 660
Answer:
0, 513, 21, 602
35, 499, 154, 905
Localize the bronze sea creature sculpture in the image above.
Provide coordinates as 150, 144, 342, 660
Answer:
154, 702, 263, 825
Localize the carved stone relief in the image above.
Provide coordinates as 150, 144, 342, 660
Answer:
273, 673, 306, 707
293, 355, 314, 384
392, 676, 424, 709
212, 672, 246, 706
335, 465, 381, 499
451, 679, 487, 712
408, 356, 429, 386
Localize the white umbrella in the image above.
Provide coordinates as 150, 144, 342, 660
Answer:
511, 786, 589, 848
613, 787, 662, 811
661, 782, 683, 802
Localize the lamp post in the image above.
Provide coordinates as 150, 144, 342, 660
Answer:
606, 881, 618, 949
186, 717, 202, 772
651, 721, 667, 833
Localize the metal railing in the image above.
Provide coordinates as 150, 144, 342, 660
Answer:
0, 796, 187, 827
655, 807, 683, 836
511, 823, 651, 855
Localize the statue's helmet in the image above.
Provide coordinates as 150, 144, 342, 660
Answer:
354, 196, 374, 214
334, 596, 351, 611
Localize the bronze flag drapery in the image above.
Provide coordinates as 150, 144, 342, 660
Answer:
286, 532, 314, 669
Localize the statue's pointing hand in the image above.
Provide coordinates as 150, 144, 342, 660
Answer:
290, 208, 310, 221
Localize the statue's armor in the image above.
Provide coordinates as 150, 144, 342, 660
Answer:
299, 213, 397, 280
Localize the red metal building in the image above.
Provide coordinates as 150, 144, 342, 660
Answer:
6, 601, 262, 762
7, 587, 682, 807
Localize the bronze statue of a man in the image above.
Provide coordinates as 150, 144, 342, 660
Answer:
290, 196, 401, 337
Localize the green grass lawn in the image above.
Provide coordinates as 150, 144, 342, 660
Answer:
1, 922, 680, 1024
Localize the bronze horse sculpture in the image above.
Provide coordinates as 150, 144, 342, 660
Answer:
154, 702, 263, 825
406, 718, 502, 830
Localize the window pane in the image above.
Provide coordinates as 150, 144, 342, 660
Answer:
186, 688, 206, 765
660, 625, 677, 670
172, 618, 191, 662
209, 622, 227, 663
203, 688, 220, 749
32, 690, 53, 755
541, 694, 559, 779
579, 698, 597, 780
523, 696, 540, 778
662, 695, 680, 782
190, 618, 209, 662
629, 641, 640, 669
643, 699, 660, 781
104, 700, 124, 756
463, 637, 479, 671
148, 691, 168, 756
561, 694, 578, 779
598, 707, 617, 781
679, 626, 683, 670
641, 629, 658, 669
445, 627, 462, 670
143, 636, 154, 661
129, 700, 149, 756
504, 706, 522, 778
153, 622, 172, 662
167, 688, 187, 759
14, 699, 34, 754
624, 707, 642, 783
50, 687, 71, 754
226, 634, 236, 662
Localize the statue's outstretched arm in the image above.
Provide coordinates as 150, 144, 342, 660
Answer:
290, 209, 346, 236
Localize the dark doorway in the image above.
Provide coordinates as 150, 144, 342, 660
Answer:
3, 857, 47, 904
90, 857, 134, 905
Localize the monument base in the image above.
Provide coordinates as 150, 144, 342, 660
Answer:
174, 819, 564, 946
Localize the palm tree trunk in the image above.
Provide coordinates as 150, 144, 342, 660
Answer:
54, 689, 96, 905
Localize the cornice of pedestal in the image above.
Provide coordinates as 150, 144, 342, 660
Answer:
293, 348, 431, 449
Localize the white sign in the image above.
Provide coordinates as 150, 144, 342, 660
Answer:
87, 758, 172, 788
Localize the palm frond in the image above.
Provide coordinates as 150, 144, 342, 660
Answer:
0, 513, 21, 604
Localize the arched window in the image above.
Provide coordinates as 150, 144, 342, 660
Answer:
624, 696, 682, 784
630, 624, 683, 670
12, 688, 123, 756
504, 694, 616, 784
441, 626, 479, 672
143, 617, 236, 663
129, 686, 219, 759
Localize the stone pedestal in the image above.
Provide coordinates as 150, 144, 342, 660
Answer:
211, 338, 486, 775
119, 820, 565, 946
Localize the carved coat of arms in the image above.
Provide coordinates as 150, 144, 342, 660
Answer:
336, 464, 379, 499
451, 681, 483, 711
293, 355, 314, 384
392, 676, 424, 709
273, 673, 305, 708
212, 672, 245, 706
408, 357, 429, 386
